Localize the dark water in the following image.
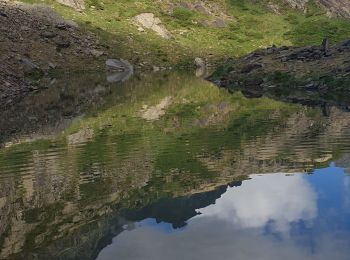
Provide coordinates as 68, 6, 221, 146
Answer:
1, 72, 350, 259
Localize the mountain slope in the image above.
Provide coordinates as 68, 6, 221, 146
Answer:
12, 0, 349, 68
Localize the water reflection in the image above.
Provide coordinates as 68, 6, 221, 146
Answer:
1, 72, 350, 259
195, 173, 317, 232
98, 168, 350, 260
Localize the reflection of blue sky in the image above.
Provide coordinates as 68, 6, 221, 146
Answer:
97, 166, 350, 260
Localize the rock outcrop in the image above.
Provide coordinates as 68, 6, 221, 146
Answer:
133, 13, 171, 39
209, 39, 350, 110
283, 0, 350, 18
319, 0, 350, 18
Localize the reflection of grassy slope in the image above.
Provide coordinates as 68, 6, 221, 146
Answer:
2, 75, 350, 256
65, 73, 226, 134
66, 73, 297, 133
154, 138, 216, 176
0, 73, 301, 176
0, 139, 62, 175
2, 72, 346, 182
0, 73, 302, 198
63, 73, 301, 187
21, 0, 350, 66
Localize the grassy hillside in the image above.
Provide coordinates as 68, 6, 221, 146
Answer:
21, 0, 350, 66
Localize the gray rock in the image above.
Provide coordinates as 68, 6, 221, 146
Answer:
213, 18, 226, 28
55, 23, 70, 30
153, 66, 160, 72
345, 65, 350, 73
179, 2, 192, 9
340, 39, 350, 47
21, 57, 39, 73
240, 63, 263, 73
200, 20, 210, 27
194, 57, 206, 68
106, 59, 132, 71
321, 38, 330, 53
54, 37, 70, 49
133, 13, 171, 39
40, 31, 56, 39
0, 11, 8, 17
195, 66, 206, 77
194, 3, 210, 15
48, 62, 56, 69
304, 82, 319, 90
20, 25, 31, 31
90, 49, 104, 58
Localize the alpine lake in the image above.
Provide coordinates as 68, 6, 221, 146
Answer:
1, 71, 350, 260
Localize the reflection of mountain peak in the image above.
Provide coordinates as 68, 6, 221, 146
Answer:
121, 181, 242, 229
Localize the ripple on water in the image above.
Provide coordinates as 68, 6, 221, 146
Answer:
1, 74, 350, 259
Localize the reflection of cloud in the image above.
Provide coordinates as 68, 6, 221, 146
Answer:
96, 173, 350, 260
97, 217, 349, 260
195, 173, 317, 233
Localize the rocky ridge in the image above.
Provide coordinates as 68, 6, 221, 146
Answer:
285, 0, 350, 17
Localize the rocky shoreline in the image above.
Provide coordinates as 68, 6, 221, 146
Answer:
209, 39, 350, 111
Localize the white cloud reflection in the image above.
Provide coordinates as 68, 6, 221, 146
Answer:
96, 173, 350, 260
195, 173, 317, 233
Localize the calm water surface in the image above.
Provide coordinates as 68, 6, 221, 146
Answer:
98, 168, 350, 260
1, 72, 350, 259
